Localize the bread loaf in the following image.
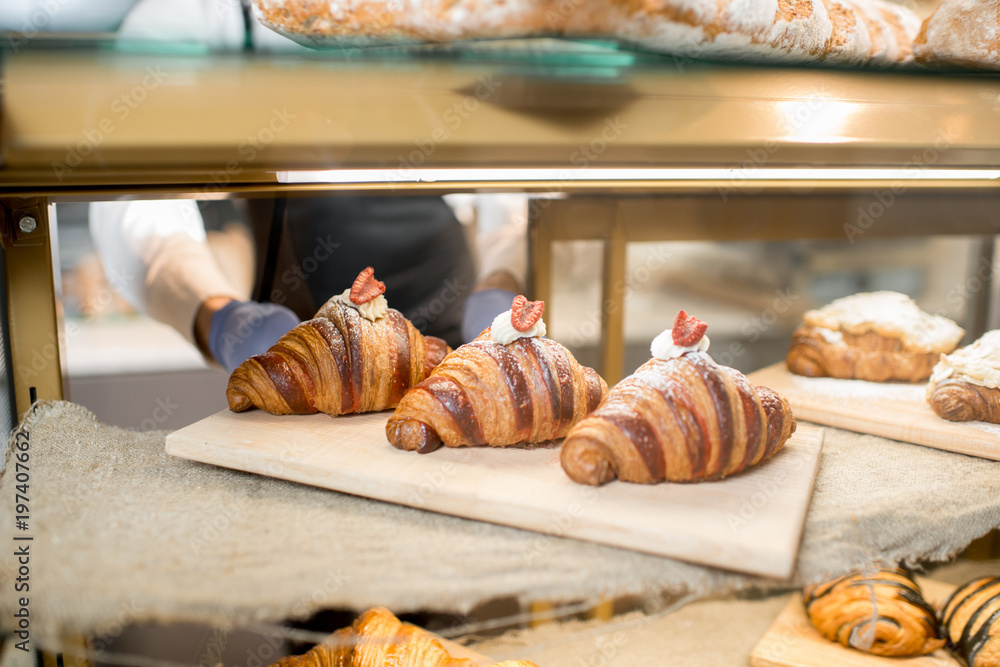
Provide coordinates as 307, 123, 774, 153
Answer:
253, 0, 921, 65
914, 0, 1000, 70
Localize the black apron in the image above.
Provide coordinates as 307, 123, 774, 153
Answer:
244, 196, 475, 348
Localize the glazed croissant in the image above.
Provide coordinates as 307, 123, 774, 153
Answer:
803, 568, 945, 657
940, 576, 1000, 667
227, 293, 449, 416
268, 607, 537, 667
386, 332, 607, 452
561, 351, 795, 485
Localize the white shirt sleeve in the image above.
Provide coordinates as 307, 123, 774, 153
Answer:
88, 200, 243, 345
472, 194, 528, 289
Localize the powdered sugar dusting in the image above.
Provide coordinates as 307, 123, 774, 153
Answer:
971, 421, 1000, 436
929, 330, 1000, 390
787, 374, 924, 402
254, 0, 921, 64
803, 291, 964, 353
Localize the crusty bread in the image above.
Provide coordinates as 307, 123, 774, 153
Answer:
914, 0, 1000, 70
253, 0, 921, 65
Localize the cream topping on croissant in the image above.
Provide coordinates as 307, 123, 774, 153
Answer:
490, 309, 546, 344
803, 291, 964, 353
650, 330, 710, 360
929, 330, 1000, 391
335, 288, 388, 321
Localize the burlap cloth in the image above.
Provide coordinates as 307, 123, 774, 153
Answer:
1, 401, 999, 653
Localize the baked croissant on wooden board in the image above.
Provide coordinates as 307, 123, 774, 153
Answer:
803, 568, 945, 657
786, 291, 965, 383
561, 312, 796, 485
940, 576, 1000, 667
227, 268, 449, 416
386, 296, 607, 452
268, 607, 538, 667
927, 330, 1000, 424
786, 326, 948, 383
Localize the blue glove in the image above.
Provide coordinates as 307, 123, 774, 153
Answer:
208, 300, 300, 373
461, 288, 517, 343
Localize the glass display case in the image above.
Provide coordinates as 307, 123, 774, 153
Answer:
1, 25, 999, 666
3, 37, 1000, 411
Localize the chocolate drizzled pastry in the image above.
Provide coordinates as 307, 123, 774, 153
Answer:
940, 576, 1000, 667
804, 568, 945, 657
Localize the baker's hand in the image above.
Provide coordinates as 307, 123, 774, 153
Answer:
208, 300, 300, 372
461, 288, 517, 343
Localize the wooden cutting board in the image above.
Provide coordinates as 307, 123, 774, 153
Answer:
748, 363, 1000, 462
166, 410, 823, 579
750, 578, 959, 667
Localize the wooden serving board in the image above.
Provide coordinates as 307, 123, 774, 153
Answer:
750, 578, 959, 667
166, 411, 824, 579
748, 363, 1000, 462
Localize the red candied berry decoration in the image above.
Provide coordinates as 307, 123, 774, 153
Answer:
672, 310, 708, 346
510, 295, 545, 332
349, 266, 386, 305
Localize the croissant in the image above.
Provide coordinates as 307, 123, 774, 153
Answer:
268, 607, 538, 667
927, 380, 1000, 424
560, 350, 795, 485
786, 325, 946, 383
803, 568, 945, 657
939, 576, 1000, 667
386, 332, 607, 452
786, 292, 964, 383
386, 295, 606, 451
227, 268, 449, 416
927, 330, 1000, 424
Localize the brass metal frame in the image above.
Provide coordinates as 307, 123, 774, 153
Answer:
0, 198, 65, 419
529, 192, 1000, 384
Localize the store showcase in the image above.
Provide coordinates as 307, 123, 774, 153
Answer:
0, 0, 999, 665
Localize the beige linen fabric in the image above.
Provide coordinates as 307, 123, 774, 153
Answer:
1, 401, 999, 651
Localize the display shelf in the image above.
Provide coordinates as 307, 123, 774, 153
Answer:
2, 42, 1000, 402
1, 37, 999, 667
2, 46, 1000, 198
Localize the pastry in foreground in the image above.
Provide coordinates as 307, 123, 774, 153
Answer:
927, 330, 1000, 424
786, 291, 964, 382
268, 606, 538, 667
560, 311, 796, 485
227, 267, 449, 415
803, 568, 945, 657
254, 0, 922, 66
914, 0, 1000, 71
386, 296, 607, 452
940, 576, 1000, 667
